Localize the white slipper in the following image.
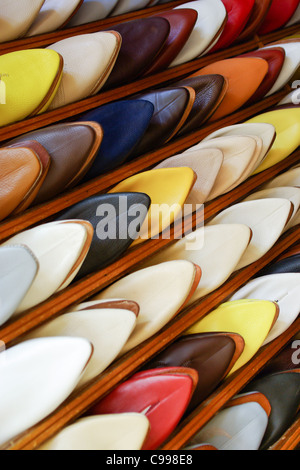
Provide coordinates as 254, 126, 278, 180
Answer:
244, 186, 300, 222
230, 273, 300, 345
183, 136, 258, 200
26, 0, 83, 36
184, 392, 270, 451
202, 122, 276, 171
92, 260, 201, 354
39, 413, 150, 450
47, 31, 121, 109
2, 220, 93, 313
154, 148, 224, 204
208, 199, 293, 269
24, 308, 138, 387
67, 0, 120, 26
262, 42, 300, 96
169, 0, 227, 67
142, 224, 251, 304
0, 0, 45, 43
262, 166, 300, 189
0, 246, 39, 326
0, 337, 92, 447
111, 0, 151, 16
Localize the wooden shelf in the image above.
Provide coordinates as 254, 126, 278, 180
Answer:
0, 4, 299, 451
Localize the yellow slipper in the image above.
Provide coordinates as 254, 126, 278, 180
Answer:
246, 108, 300, 174
109, 168, 197, 243
184, 299, 279, 375
0, 49, 63, 127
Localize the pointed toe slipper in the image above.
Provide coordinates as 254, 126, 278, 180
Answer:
6, 122, 103, 204
0, 246, 39, 327
1, 220, 93, 313
184, 299, 279, 375
230, 273, 300, 345
0, 49, 63, 127
47, 31, 122, 109
55, 193, 151, 278
91, 260, 202, 355
38, 413, 150, 450
0, 336, 92, 447
208, 198, 293, 269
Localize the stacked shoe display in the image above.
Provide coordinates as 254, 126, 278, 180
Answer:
0, 0, 300, 452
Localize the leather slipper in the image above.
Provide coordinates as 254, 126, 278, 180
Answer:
111, 0, 152, 16
73, 299, 140, 317
92, 260, 201, 355
286, 2, 300, 25
209, 198, 293, 269
0, 144, 50, 220
210, 0, 255, 53
38, 413, 150, 450
103, 17, 170, 88
154, 147, 224, 205
145, 8, 198, 75
2, 220, 93, 313
242, 369, 300, 449
174, 75, 228, 136
0, 0, 45, 43
142, 224, 251, 304
258, 0, 300, 35
146, 332, 245, 412
261, 42, 300, 96
77, 100, 154, 176
0, 246, 39, 327
183, 135, 259, 200
47, 31, 121, 109
190, 57, 268, 121
0, 337, 92, 447
246, 109, 300, 174
185, 392, 271, 450
256, 253, 300, 276
55, 193, 151, 278
109, 168, 197, 243
263, 165, 300, 190
0, 49, 63, 127
202, 122, 276, 171
184, 299, 279, 375
130, 86, 195, 157
88, 367, 198, 450
239, 47, 286, 103
236, 0, 272, 43
170, 0, 227, 67
67, 0, 121, 26
6, 122, 103, 204
231, 273, 300, 345
244, 186, 300, 223
26, 0, 84, 36
25, 306, 138, 387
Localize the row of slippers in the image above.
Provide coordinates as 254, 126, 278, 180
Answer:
0, 0, 173, 41
2, 5, 300, 128
1, 254, 300, 449
2, 0, 300, 45
2, 39, 300, 220
1, 113, 300, 326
